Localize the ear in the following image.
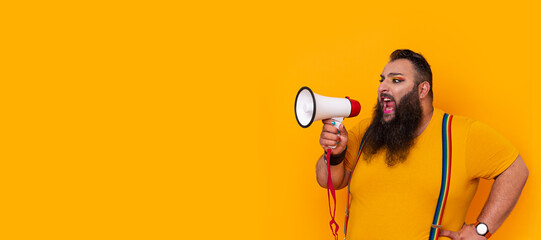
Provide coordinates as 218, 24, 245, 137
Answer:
418, 81, 430, 99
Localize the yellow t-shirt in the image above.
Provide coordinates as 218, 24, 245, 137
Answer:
343, 108, 518, 240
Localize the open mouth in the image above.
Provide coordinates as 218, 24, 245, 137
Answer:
381, 95, 395, 114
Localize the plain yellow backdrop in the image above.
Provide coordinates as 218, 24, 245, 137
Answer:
1, 0, 539, 239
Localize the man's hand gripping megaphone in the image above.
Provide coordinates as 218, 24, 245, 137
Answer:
320, 118, 348, 155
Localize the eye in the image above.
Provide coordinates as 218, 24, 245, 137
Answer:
379, 77, 384, 83
392, 77, 404, 83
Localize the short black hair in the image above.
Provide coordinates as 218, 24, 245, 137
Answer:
389, 49, 433, 100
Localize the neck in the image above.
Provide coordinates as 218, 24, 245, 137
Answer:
416, 104, 434, 137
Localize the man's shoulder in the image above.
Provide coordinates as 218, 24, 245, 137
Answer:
436, 108, 477, 128
348, 117, 372, 137
435, 108, 491, 141
359, 117, 372, 127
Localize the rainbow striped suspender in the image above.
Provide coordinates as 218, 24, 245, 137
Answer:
429, 113, 453, 240
344, 113, 453, 240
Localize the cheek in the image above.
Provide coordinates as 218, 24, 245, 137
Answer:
395, 85, 415, 100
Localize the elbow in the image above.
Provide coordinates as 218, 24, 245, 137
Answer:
519, 167, 529, 191
518, 155, 529, 185
317, 177, 327, 188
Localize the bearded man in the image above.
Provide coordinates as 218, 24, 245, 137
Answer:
315, 49, 529, 240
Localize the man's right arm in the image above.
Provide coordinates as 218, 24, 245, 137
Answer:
316, 154, 351, 189
315, 119, 351, 190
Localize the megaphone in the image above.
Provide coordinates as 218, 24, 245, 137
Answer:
294, 86, 361, 128
294, 86, 361, 239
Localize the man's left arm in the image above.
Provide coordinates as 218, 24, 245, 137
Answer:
440, 154, 529, 239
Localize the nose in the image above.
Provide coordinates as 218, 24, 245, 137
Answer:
378, 79, 390, 95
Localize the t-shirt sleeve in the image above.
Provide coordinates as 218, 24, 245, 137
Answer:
344, 119, 370, 172
465, 121, 519, 180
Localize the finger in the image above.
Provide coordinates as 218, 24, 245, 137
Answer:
320, 138, 340, 148
439, 229, 458, 239
337, 134, 346, 146
339, 123, 347, 136
321, 118, 341, 125
322, 124, 339, 134
321, 119, 334, 125
323, 124, 339, 133
322, 119, 342, 128
320, 133, 337, 147
321, 131, 340, 141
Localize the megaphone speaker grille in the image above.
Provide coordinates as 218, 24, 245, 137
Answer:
295, 86, 316, 128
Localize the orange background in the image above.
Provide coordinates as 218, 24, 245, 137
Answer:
2, 0, 540, 239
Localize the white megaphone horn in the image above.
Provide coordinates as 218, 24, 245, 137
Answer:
294, 86, 361, 129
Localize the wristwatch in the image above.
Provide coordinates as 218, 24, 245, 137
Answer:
475, 221, 492, 239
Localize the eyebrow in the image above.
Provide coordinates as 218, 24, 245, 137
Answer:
380, 72, 404, 78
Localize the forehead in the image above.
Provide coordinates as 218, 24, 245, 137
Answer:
382, 59, 416, 78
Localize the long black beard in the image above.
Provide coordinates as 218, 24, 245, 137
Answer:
363, 88, 423, 167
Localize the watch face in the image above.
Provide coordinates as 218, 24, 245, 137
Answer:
476, 223, 488, 235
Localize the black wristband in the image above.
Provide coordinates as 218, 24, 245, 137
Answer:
324, 146, 347, 165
